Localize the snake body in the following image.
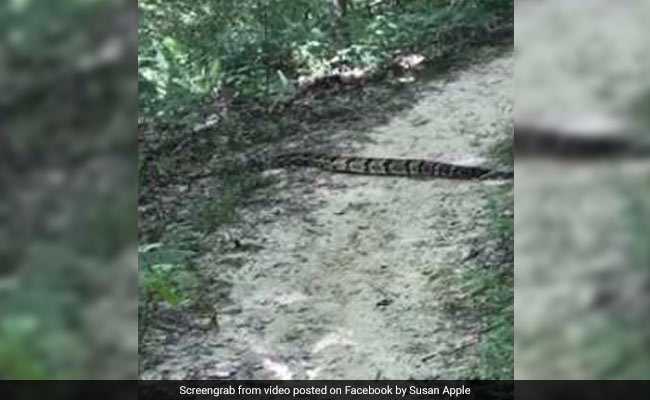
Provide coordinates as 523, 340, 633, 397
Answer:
247, 152, 513, 180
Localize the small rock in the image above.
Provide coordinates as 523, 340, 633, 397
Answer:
207, 365, 237, 379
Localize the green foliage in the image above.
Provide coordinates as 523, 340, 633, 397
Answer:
0, 244, 97, 379
0, 315, 48, 379
2, 0, 135, 160
489, 125, 514, 166
577, 319, 650, 379
141, 263, 191, 306
139, 245, 197, 306
624, 178, 650, 271
476, 186, 513, 379
1, 0, 136, 380
487, 187, 514, 244
436, 185, 513, 379
138, 0, 513, 125
138, 244, 200, 346
437, 262, 513, 379
451, 264, 513, 379
76, 191, 137, 260
590, 178, 650, 379
471, 268, 514, 379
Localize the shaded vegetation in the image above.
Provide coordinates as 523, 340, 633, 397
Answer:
139, 246, 199, 341
139, 0, 512, 125
477, 185, 514, 379
0, 0, 137, 378
581, 177, 650, 379
434, 184, 513, 379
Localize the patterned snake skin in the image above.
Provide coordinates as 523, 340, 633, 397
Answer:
246, 152, 513, 180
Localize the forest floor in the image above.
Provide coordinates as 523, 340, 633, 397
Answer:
140, 46, 513, 379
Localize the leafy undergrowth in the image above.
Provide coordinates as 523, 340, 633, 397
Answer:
139, 0, 512, 127
0, 0, 138, 379
471, 185, 513, 379
579, 177, 650, 379
435, 183, 513, 379
626, 177, 650, 273
490, 123, 514, 166
138, 245, 197, 344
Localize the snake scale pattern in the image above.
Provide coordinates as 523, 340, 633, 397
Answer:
245, 152, 513, 180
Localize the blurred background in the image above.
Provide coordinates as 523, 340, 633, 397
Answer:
0, 0, 137, 378
515, 0, 650, 378
2, 0, 648, 381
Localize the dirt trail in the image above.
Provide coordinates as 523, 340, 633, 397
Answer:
142, 50, 512, 380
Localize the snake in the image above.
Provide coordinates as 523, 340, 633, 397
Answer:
243, 152, 513, 180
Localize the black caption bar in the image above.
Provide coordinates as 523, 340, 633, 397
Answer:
140, 381, 511, 400
3, 381, 650, 400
